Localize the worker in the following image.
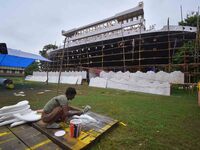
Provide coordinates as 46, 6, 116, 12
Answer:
38, 87, 90, 128
0, 78, 14, 89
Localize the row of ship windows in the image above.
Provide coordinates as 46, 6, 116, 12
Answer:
73, 15, 143, 36
69, 25, 143, 44
55, 42, 160, 58
52, 47, 159, 60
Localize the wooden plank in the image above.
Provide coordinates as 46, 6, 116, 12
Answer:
0, 126, 28, 150
8, 124, 61, 150
32, 111, 118, 150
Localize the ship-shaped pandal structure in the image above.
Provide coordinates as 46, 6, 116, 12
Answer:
47, 2, 199, 83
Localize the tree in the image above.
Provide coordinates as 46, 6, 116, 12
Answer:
174, 12, 200, 82
39, 44, 58, 70
39, 44, 58, 57
24, 61, 40, 76
179, 12, 200, 28
173, 12, 200, 64
173, 41, 195, 64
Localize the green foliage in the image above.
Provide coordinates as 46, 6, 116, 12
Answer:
39, 44, 58, 70
174, 12, 199, 64
24, 61, 40, 76
179, 12, 200, 28
173, 41, 195, 64
39, 44, 58, 57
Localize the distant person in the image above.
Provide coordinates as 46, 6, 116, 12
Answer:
148, 66, 159, 73
38, 87, 90, 128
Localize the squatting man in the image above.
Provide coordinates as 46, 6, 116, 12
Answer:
37, 87, 91, 128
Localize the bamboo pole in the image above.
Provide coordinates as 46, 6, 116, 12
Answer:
120, 22, 126, 72
196, 7, 200, 64
101, 44, 104, 69
139, 21, 142, 71
57, 37, 67, 95
167, 18, 171, 72
198, 81, 200, 107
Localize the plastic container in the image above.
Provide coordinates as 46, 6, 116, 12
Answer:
70, 119, 82, 138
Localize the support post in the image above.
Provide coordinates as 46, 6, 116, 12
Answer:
45, 52, 49, 85
46, 63, 49, 85
102, 45, 104, 69
57, 37, 67, 95
167, 18, 171, 72
138, 20, 142, 71
198, 81, 200, 107
120, 23, 126, 72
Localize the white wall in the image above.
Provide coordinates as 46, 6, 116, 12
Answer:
25, 71, 87, 85
90, 70, 184, 96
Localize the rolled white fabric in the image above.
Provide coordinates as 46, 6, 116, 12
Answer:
0, 118, 20, 126
10, 121, 27, 128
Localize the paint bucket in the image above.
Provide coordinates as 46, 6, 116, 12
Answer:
70, 119, 82, 138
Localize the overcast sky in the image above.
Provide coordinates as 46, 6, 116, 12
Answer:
0, 0, 199, 54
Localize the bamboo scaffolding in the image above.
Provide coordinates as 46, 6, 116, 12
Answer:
46, 30, 199, 83
49, 38, 196, 57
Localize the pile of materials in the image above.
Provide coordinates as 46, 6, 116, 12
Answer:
25, 71, 87, 84
0, 78, 14, 89
0, 100, 41, 127
89, 71, 184, 96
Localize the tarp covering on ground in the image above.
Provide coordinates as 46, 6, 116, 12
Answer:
0, 48, 50, 68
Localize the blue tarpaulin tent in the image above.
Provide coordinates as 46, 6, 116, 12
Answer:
0, 48, 50, 68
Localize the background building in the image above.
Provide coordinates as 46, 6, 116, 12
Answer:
0, 43, 49, 77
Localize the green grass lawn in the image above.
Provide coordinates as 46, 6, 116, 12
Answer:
0, 78, 200, 150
